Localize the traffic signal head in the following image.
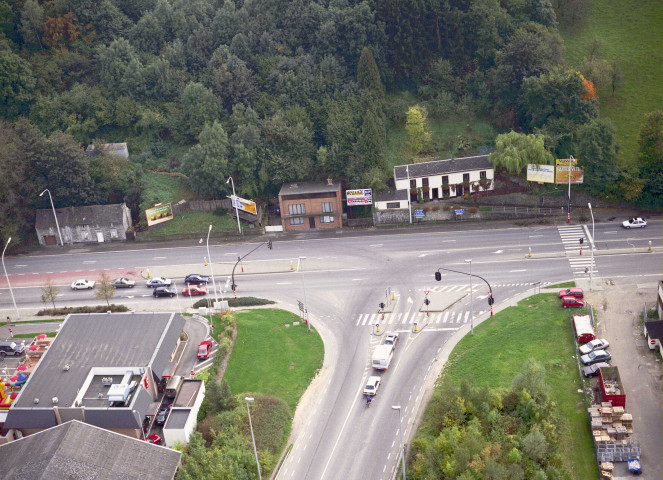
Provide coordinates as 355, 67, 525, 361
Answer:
579, 238, 583, 244
379, 302, 385, 309
434, 271, 441, 281
231, 283, 237, 291
424, 298, 430, 305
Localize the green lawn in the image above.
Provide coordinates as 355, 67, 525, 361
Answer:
560, 0, 663, 165
439, 294, 597, 479
141, 171, 200, 209
144, 210, 239, 237
223, 309, 324, 411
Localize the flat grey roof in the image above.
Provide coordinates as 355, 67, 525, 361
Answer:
278, 181, 341, 196
0, 420, 181, 480
165, 409, 191, 429
173, 380, 202, 407
394, 155, 492, 180
375, 189, 409, 202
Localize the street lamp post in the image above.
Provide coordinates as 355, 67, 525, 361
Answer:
465, 259, 473, 336
392, 405, 406, 480
406, 165, 413, 224
2, 238, 20, 321
39, 189, 64, 246
172, 281, 183, 315
226, 176, 242, 235
567, 155, 574, 224
588, 203, 595, 290
300, 256, 310, 332
245, 397, 262, 480
206, 225, 219, 304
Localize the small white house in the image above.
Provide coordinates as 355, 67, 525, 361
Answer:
393, 155, 494, 201
374, 189, 409, 211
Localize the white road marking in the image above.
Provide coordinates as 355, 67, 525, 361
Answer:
509, 269, 526, 272
370, 244, 384, 247
276, 282, 292, 285
82, 261, 96, 264
494, 249, 503, 253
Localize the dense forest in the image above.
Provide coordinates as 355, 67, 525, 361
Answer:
1, 0, 661, 244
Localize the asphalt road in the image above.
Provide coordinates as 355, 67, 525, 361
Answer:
1, 219, 661, 479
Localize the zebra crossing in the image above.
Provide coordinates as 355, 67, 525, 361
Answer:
355, 309, 487, 327
557, 224, 598, 279
423, 283, 536, 293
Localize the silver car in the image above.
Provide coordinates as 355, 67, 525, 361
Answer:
581, 349, 611, 365
579, 338, 609, 355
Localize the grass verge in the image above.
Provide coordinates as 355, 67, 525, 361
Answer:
143, 211, 239, 237
435, 294, 597, 479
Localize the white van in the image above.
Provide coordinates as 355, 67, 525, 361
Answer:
164, 375, 183, 399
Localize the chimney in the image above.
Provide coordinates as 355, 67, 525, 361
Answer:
327, 177, 333, 185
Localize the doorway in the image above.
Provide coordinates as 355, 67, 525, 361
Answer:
309, 217, 316, 229
96, 231, 105, 242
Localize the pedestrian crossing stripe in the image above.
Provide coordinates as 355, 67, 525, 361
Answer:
558, 225, 599, 280
355, 310, 488, 327
421, 282, 548, 292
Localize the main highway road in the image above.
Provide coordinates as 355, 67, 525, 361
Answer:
1, 220, 660, 479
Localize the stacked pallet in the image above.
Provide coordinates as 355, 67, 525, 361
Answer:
599, 462, 613, 480
588, 404, 640, 462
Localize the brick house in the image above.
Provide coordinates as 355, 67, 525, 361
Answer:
278, 180, 343, 231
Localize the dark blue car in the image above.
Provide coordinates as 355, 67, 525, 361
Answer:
184, 274, 210, 285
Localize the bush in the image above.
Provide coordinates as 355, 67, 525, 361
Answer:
423, 206, 430, 213
443, 205, 451, 211
213, 207, 229, 216
453, 204, 461, 210
37, 304, 130, 315
468, 207, 478, 213
432, 205, 440, 211
192, 296, 275, 309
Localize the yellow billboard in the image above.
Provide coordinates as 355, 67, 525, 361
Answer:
145, 203, 174, 226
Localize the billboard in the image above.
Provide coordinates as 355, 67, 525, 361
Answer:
555, 159, 583, 184
145, 203, 173, 226
527, 164, 555, 184
346, 189, 373, 205
230, 195, 257, 215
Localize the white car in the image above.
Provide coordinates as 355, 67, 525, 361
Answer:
622, 217, 647, 229
383, 332, 399, 350
362, 376, 381, 396
71, 279, 95, 290
579, 338, 610, 355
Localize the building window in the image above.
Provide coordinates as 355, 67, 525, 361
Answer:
322, 202, 333, 213
321, 215, 334, 224
422, 178, 429, 187
387, 202, 400, 209
480, 170, 487, 179
110, 228, 118, 239
290, 217, 304, 225
410, 179, 416, 188
442, 175, 449, 185
288, 204, 306, 215
82, 231, 89, 240
463, 173, 470, 182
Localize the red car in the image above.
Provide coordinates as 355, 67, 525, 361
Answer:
559, 287, 583, 299
141, 434, 162, 445
197, 340, 212, 360
561, 296, 584, 308
183, 284, 207, 296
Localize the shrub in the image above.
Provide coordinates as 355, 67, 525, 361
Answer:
423, 206, 430, 213
468, 207, 478, 213
37, 304, 130, 316
192, 296, 275, 309
453, 204, 461, 210
432, 205, 440, 211
213, 207, 229, 216
443, 205, 451, 211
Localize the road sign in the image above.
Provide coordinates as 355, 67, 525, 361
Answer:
652, 340, 657, 346
454, 209, 464, 215
8, 328, 12, 336
414, 209, 424, 218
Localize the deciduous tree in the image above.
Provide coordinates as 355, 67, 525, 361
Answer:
40, 277, 59, 310
405, 105, 431, 157
637, 110, 663, 208
489, 131, 553, 174
95, 271, 115, 306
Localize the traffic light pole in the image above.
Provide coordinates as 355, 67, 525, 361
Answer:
231, 240, 272, 296
434, 267, 494, 316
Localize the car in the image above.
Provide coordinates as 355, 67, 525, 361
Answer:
579, 338, 610, 355
197, 340, 213, 360
146, 277, 172, 288
581, 349, 612, 365
183, 284, 207, 296
561, 296, 584, 308
141, 434, 162, 445
71, 279, 95, 290
362, 375, 381, 396
0, 341, 25, 357
559, 287, 583, 299
582, 362, 610, 377
155, 406, 170, 426
383, 332, 399, 350
112, 277, 136, 288
153, 286, 176, 298
184, 274, 210, 285
622, 217, 647, 229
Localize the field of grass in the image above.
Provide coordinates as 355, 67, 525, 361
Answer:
439, 293, 597, 479
223, 309, 324, 412
141, 171, 200, 209
560, 0, 663, 166
144, 210, 238, 237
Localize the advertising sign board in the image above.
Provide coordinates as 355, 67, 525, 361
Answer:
555, 165, 584, 184
527, 164, 555, 183
230, 195, 257, 215
346, 189, 373, 205
414, 209, 424, 218
145, 203, 173, 226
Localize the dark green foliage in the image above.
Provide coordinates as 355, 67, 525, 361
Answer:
37, 304, 130, 315
192, 297, 276, 309
0, 42, 35, 118
574, 119, 620, 196
637, 110, 663, 208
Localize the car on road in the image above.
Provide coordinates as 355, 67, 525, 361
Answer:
582, 362, 610, 377
146, 277, 172, 288
559, 287, 583, 299
112, 277, 136, 288
362, 375, 381, 396
71, 279, 95, 290
183, 284, 207, 296
184, 274, 210, 285
0, 341, 25, 357
153, 286, 176, 298
561, 296, 584, 308
141, 434, 162, 445
581, 349, 611, 365
383, 332, 399, 350
155, 405, 170, 426
197, 340, 213, 360
622, 217, 647, 229
579, 338, 610, 355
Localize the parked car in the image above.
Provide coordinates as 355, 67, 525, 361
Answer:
561, 296, 584, 308
581, 349, 611, 365
197, 340, 213, 360
559, 287, 583, 299
71, 279, 95, 290
0, 341, 25, 357
622, 217, 647, 229
141, 434, 162, 445
184, 274, 210, 285
155, 406, 170, 426
383, 332, 399, 350
153, 286, 176, 298
582, 362, 610, 377
362, 375, 381, 396
579, 338, 610, 355
146, 277, 172, 288
183, 284, 207, 296
112, 277, 136, 288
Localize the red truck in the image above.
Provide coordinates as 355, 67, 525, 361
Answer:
598, 366, 626, 408
572, 314, 596, 343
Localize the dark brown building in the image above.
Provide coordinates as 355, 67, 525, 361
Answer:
278, 180, 343, 231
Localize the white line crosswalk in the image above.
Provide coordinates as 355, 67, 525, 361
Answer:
355, 309, 487, 327
557, 225, 599, 280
